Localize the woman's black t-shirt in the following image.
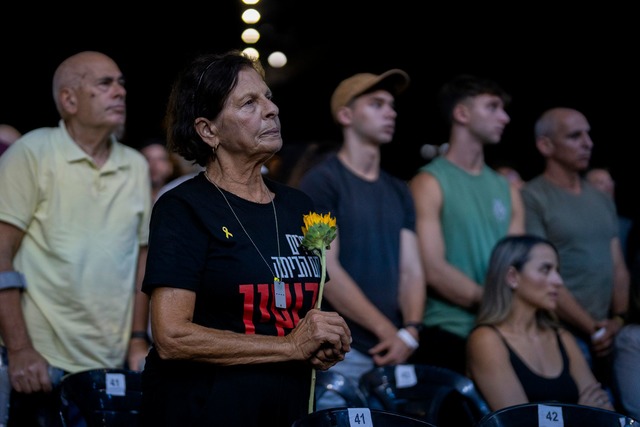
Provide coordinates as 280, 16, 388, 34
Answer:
141, 173, 323, 426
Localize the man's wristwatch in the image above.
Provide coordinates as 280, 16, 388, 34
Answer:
403, 322, 425, 333
130, 331, 150, 343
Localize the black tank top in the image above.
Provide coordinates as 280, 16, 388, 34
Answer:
489, 325, 579, 403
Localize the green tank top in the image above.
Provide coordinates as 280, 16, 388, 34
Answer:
419, 157, 512, 337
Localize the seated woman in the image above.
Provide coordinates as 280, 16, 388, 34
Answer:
467, 234, 614, 411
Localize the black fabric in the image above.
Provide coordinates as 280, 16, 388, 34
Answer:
141, 174, 321, 426
408, 326, 467, 375
298, 154, 416, 354
489, 325, 579, 404
9, 388, 65, 427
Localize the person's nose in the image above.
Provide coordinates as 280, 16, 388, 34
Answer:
264, 97, 279, 118
500, 109, 511, 124
114, 82, 126, 98
550, 270, 564, 288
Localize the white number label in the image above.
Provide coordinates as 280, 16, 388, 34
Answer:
538, 404, 564, 427
105, 373, 126, 396
347, 408, 372, 426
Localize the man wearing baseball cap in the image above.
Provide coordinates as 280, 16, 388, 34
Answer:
299, 70, 425, 410
329, 69, 410, 122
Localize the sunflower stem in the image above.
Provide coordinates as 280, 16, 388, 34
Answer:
309, 248, 328, 413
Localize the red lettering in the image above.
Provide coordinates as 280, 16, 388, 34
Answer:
239, 281, 321, 336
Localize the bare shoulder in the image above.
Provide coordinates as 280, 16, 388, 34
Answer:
409, 171, 441, 201
467, 325, 510, 371
468, 325, 504, 351
409, 169, 436, 187
556, 328, 580, 348
469, 325, 499, 340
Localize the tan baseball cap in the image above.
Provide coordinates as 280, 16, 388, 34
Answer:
330, 69, 410, 122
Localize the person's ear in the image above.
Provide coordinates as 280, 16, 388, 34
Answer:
59, 88, 78, 114
194, 118, 219, 149
452, 102, 469, 124
506, 266, 519, 290
536, 135, 554, 157
335, 106, 353, 126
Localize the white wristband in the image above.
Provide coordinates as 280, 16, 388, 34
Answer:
397, 328, 419, 350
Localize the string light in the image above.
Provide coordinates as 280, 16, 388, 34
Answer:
239, 0, 286, 69
242, 9, 260, 24
241, 28, 260, 44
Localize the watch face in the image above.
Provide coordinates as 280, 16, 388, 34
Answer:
404, 322, 424, 332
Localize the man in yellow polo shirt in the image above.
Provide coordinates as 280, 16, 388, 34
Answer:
0, 51, 151, 426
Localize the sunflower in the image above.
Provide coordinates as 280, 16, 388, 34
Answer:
300, 211, 337, 309
300, 211, 337, 413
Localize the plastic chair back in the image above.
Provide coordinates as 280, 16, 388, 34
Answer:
291, 407, 437, 427
314, 370, 368, 408
476, 402, 640, 427
59, 368, 142, 427
359, 364, 490, 427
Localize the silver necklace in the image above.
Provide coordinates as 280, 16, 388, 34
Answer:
205, 171, 287, 308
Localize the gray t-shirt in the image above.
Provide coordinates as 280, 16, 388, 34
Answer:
521, 176, 618, 323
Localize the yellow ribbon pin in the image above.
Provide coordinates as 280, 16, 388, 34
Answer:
222, 226, 233, 238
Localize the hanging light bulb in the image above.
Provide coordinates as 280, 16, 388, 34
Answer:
241, 28, 260, 44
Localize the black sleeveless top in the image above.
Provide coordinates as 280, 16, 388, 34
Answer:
488, 325, 579, 403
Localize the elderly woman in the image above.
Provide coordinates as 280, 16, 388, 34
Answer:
467, 234, 614, 411
139, 50, 351, 426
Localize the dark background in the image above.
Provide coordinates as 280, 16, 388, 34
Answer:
1, 3, 636, 219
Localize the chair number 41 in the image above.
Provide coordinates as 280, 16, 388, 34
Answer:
105, 373, 127, 396
347, 408, 372, 425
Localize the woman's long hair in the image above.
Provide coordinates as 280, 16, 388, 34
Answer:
476, 234, 560, 329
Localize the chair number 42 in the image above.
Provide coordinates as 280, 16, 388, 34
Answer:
538, 404, 564, 427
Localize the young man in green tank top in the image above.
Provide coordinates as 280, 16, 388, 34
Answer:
408, 74, 525, 374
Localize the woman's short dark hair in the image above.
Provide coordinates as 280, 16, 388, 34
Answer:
163, 50, 265, 166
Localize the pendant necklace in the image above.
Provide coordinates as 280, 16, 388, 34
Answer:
205, 171, 287, 308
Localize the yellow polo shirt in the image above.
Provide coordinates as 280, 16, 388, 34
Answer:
0, 120, 151, 373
